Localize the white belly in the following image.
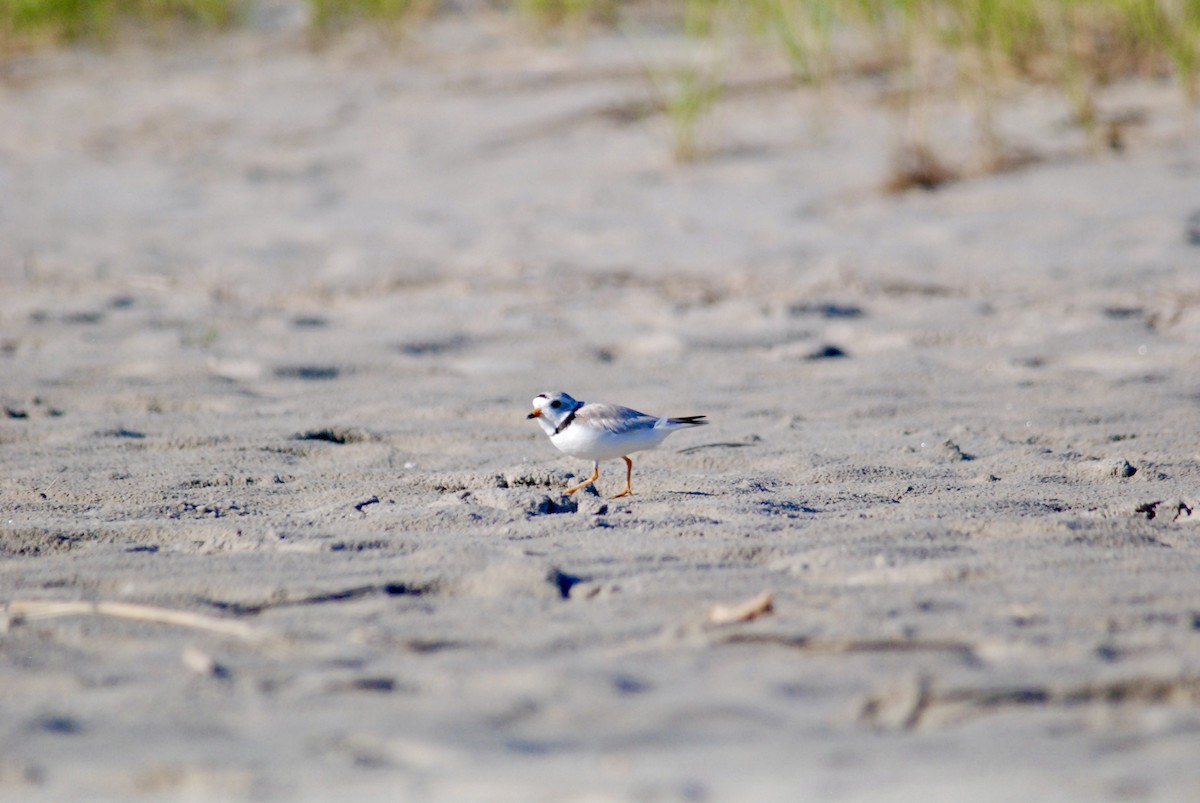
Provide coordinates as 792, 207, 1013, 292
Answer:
551, 422, 670, 461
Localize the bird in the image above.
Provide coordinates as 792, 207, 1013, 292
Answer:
527, 391, 707, 498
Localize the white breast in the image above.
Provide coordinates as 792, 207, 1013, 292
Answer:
551, 419, 670, 461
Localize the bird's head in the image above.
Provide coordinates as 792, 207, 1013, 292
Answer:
528, 391, 579, 435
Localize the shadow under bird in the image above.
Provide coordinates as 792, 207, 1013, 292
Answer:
527, 391, 707, 498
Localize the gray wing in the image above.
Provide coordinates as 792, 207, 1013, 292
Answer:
573, 403, 659, 434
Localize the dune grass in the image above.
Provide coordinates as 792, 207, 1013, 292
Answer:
0, 0, 244, 45
649, 61, 724, 161
1, 0, 1196, 168
308, 0, 433, 30
648, 0, 1199, 163
515, 0, 617, 27
4, 0, 1193, 93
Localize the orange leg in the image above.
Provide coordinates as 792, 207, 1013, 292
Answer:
565, 461, 600, 495
610, 456, 634, 499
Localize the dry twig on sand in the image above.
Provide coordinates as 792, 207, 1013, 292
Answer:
3, 599, 262, 641
708, 591, 774, 625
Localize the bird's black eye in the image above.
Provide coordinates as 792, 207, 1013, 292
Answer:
550, 400, 562, 409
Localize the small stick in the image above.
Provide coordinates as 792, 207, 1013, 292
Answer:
4, 599, 261, 641
708, 591, 774, 625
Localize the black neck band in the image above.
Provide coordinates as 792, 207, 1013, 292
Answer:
554, 404, 582, 435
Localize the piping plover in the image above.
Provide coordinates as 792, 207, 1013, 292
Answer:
527, 391, 707, 498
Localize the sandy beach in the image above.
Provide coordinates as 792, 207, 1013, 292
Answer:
3, 10, 1200, 801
